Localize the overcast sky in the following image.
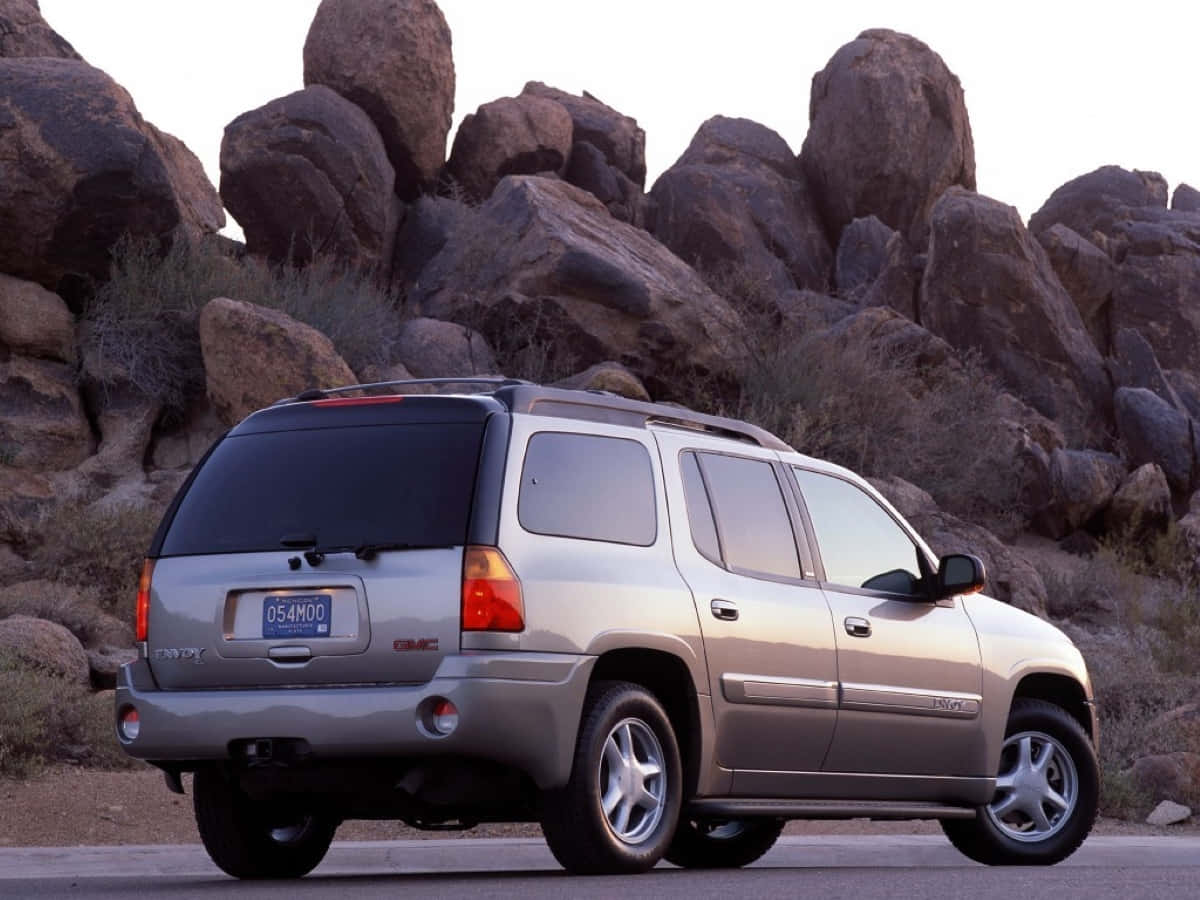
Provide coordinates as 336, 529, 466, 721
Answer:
39, 0, 1200, 239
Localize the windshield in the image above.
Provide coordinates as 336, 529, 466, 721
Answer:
160, 423, 484, 556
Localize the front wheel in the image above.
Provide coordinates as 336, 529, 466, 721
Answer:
941, 698, 1098, 865
665, 818, 784, 869
193, 767, 338, 879
540, 680, 683, 874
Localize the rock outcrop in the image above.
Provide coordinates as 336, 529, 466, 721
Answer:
522, 82, 645, 186
1029, 165, 1168, 241
0, 0, 81, 59
1036, 224, 1114, 352
1113, 387, 1194, 493
1035, 449, 1125, 539
394, 317, 497, 378
651, 116, 831, 297
835, 215, 895, 300
303, 0, 454, 199
0, 355, 92, 470
220, 85, 397, 267
198, 297, 357, 425
0, 614, 89, 683
0, 274, 75, 362
800, 28, 975, 247
1105, 463, 1172, 535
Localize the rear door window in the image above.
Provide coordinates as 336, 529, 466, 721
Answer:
161, 423, 484, 555
518, 432, 656, 545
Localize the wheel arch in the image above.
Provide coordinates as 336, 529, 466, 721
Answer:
1011, 672, 1094, 743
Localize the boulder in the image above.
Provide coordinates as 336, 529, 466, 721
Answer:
149, 396, 225, 470
409, 175, 743, 394
1129, 752, 1200, 806
650, 116, 831, 297
921, 188, 1110, 437
147, 124, 226, 238
445, 94, 573, 203
1146, 800, 1192, 827
0, 59, 223, 298
860, 231, 918, 320
1109, 328, 1184, 411
869, 475, 937, 520
835, 215, 895, 299
553, 361, 650, 402
0, 274, 74, 362
1113, 387, 1193, 493
0, 614, 88, 683
221, 85, 397, 267
392, 194, 477, 288
0, 355, 92, 470
395, 317, 497, 378
822, 305, 954, 371
0, 0, 80, 59
1105, 463, 1172, 535
1167, 369, 1200, 421
522, 82, 645, 186
1029, 165, 1168, 241
1173, 183, 1200, 213
198, 297, 357, 425
303, 0, 454, 200
1111, 249, 1200, 373
1035, 449, 1125, 539
800, 29, 975, 247
1035, 224, 1114, 352
563, 139, 650, 226
85, 645, 137, 689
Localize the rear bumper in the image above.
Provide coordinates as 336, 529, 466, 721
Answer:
114, 652, 594, 789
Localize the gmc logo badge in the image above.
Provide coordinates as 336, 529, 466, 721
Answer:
393, 638, 439, 651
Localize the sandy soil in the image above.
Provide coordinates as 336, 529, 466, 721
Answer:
1, 765, 1194, 847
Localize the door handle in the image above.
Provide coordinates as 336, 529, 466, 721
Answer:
844, 617, 871, 638
711, 599, 739, 621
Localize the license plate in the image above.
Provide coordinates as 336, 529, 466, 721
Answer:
262, 594, 332, 639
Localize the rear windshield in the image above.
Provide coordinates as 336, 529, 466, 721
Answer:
160, 423, 484, 556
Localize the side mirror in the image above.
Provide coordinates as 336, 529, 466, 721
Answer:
935, 553, 986, 600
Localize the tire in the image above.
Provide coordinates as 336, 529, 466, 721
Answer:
665, 818, 784, 869
540, 680, 683, 874
941, 698, 1098, 865
193, 766, 338, 879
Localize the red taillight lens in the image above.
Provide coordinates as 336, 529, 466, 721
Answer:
461, 547, 524, 632
135, 559, 154, 642
310, 395, 405, 407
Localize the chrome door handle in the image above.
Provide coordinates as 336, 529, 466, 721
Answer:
711, 599, 739, 621
844, 617, 871, 638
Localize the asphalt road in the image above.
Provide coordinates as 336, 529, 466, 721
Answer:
2, 835, 1198, 899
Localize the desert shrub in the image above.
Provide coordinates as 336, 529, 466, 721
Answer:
1041, 547, 1142, 625
0, 650, 136, 776
83, 237, 402, 414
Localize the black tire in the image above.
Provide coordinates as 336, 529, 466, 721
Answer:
540, 680, 683, 874
941, 698, 1098, 865
193, 766, 338, 879
665, 818, 784, 869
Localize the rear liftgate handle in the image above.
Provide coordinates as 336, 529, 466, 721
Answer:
711, 599, 739, 621
844, 617, 872, 638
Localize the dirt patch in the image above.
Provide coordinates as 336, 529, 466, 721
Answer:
2, 764, 1195, 847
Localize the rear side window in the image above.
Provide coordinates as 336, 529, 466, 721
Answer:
698, 453, 801, 579
679, 452, 721, 564
518, 432, 656, 545
160, 423, 484, 555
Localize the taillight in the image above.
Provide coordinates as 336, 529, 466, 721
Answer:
461, 546, 524, 632
136, 559, 154, 642
310, 395, 405, 407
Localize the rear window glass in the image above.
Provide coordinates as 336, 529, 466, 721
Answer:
160, 423, 484, 556
518, 432, 656, 545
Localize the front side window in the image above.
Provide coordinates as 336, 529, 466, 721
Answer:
698, 452, 801, 579
792, 468, 923, 595
518, 432, 656, 545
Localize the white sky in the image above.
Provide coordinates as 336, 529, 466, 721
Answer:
39, 0, 1200, 241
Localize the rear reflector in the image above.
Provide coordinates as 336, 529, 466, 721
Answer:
431, 699, 459, 736
310, 395, 405, 408
461, 546, 524, 632
118, 706, 140, 741
135, 559, 154, 642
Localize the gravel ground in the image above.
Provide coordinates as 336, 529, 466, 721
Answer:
1, 765, 1194, 847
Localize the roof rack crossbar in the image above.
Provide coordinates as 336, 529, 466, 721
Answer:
272, 377, 534, 406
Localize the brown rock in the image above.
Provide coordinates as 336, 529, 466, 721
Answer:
221, 85, 397, 267
0, 59, 223, 298
1173, 183, 1200, 213
149, 396, 225, 470
1109, 328, 1185, 412
921, 188, 1110, 438
1035, 449, 1125, 539
147, 125, 228, 239
1111, 249, 1200, 374
198, 297, 357, 425
1129, 752, 1200, 806
303, 0, 454, 200
650, 116, 831, 298
563, 139, 650, 227
0, 0, 80, 59
869, 475, 937, 520
1036, 224, 1114, 352
395, 317, 497, 378
0, 614, 89, 683
1029, 165, 1168, 241
1105, 463, 1172, 535
860, 231, 919, 320
1113, 387, 1193, 493
0, 354, 91, 470
800, 29, 975, 247
822, 305, 954, 371
409, 175, 742, 395
522, 82, 645, 186
553, 361, 650, 402
0, 273, 74, 362
445, 94, 573, 203
835, 215, 895, 300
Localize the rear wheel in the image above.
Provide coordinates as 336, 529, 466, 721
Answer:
540, 681, 683, 874
941, 698, 1098, 865
193, 767, 337, 879
665, 818, 784, 869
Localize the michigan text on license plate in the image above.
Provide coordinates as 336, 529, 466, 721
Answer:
262, 594, 332, 638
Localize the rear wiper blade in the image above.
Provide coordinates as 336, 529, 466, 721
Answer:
350, 542, 441, 560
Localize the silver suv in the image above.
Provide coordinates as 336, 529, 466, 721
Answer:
116, 378, 1099, 877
